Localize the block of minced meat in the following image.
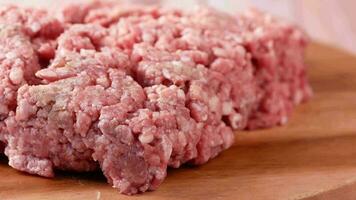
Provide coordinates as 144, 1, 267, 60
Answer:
0, 5, 64, 148
5, 21, 236, 194
66, 2, 259, 127
68, 3, 253, 159
61, 1, 311, 131
5, 25, 144, 187
1, 0, 312, 195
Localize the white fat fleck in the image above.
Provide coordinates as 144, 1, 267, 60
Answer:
181, 56, 192, 63
162, 68, 171, 79
14, 40, 23, 47
139, 132, 154, 144
201, 114, 208, 121
197, 123, 204, 129
235, 46, 246, 56
30, 22, 41, 33
244, 34, 253, 42
96, 77, 110, 88
161, 135, 173, 161
6, 52, 17, 59
152, 112, 160, 119
223, 131, 234, 149
178, 131, 187, 147
222, 101, 233, 115
36, 69, 57, 78
142, 33, 154, 42
231, 113, 242, 129
13, 59, 24, 68
134, 46, 146, 56
177, 89, 185, 99
209, 96, 220, 112
59, 48, 68, 56
233, 35, 243, 43
158, 16, 168, 23
254, 27, 264, 37
172, 61, 181, 67
80, 49, 96, 55
9, 67, 24, 85
213, 47, 226, 57
91, 99, 103, 109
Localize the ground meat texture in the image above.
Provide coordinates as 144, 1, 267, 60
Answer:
97, 6, 258, 129
5, 22, 234, 194
0, 5, 64, 63
67, 7, 240, 166
0, 25, 40, 144
103, 8, 251, 163
64, 5, 241, 163
60, 0, 118, 24
36, 24, 132, 83
5, 68, 148, 177
131, 44, 237, 164
0, 6, 64, 151
5, 52, 152, 193
237, 9, 313, 129
96, 85, 199, 193
4, 22, 140, 176
72, 2, 311, 130
0, 5, 64, 38
0, 1, 312, 195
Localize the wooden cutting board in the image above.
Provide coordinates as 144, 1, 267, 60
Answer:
0, 43, 356, 200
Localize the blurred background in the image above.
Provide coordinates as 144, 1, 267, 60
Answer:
1, 0, 356, 54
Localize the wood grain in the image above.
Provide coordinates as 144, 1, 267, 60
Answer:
0, 43, 356, 200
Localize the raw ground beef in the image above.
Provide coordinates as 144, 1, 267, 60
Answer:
237, 9, 312, 129
0, 1, 312, 195
0, 5, 64, 146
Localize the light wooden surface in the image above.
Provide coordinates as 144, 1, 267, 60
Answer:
0, 43, 356, 200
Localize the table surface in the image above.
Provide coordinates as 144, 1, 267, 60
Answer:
0, 43, 356, 200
